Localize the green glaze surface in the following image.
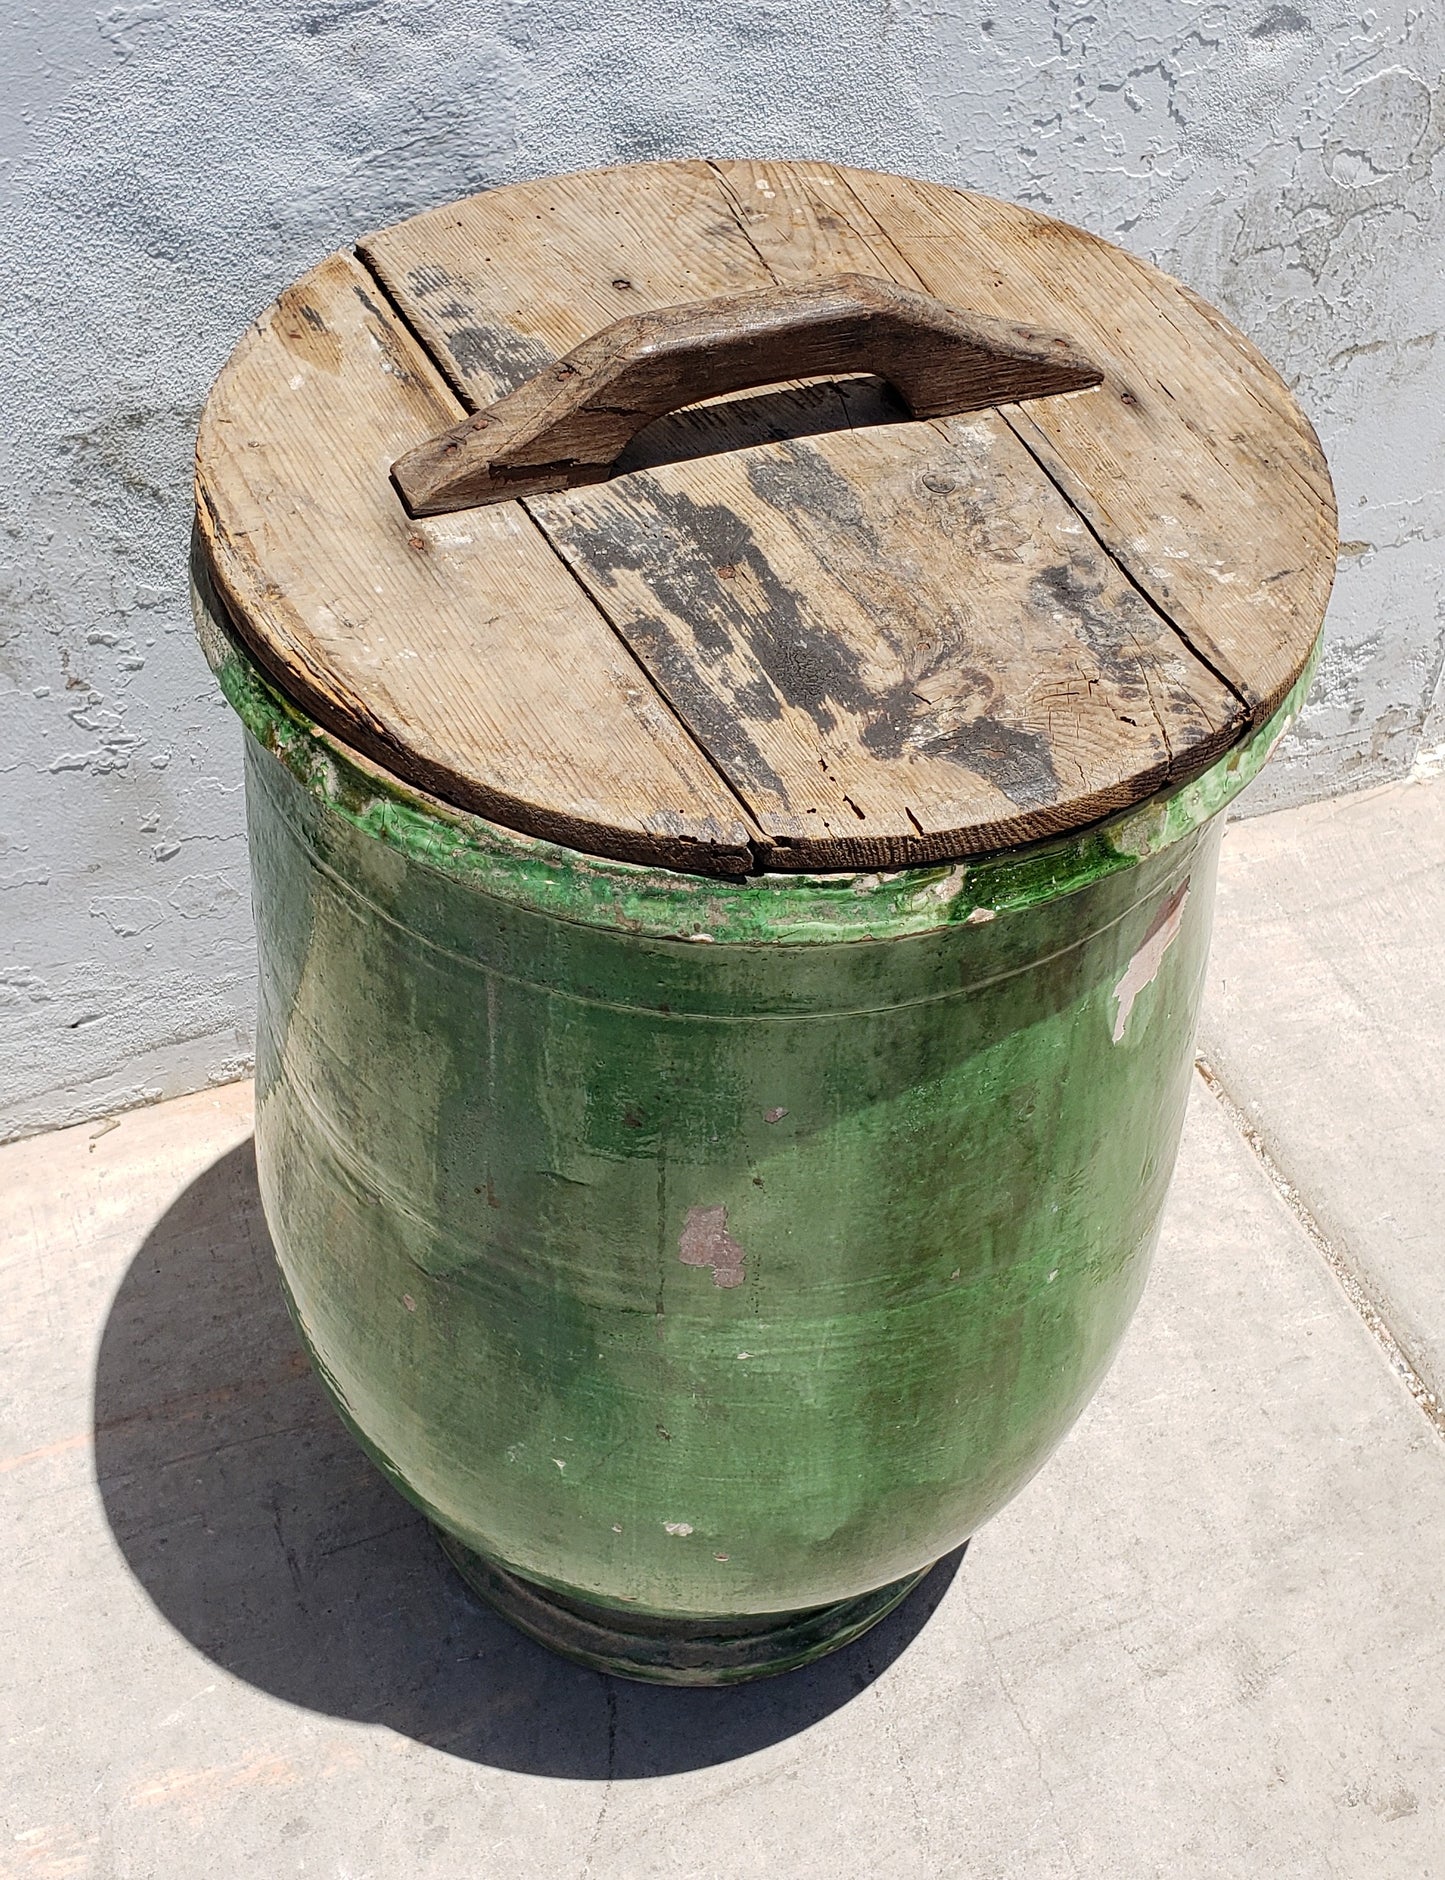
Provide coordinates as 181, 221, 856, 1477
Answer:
198, 580, 1312, 1676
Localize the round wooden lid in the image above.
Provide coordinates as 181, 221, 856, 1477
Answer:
195, 160, 1336, 877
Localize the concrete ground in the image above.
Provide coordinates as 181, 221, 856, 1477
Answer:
4, 776, 1445, 1880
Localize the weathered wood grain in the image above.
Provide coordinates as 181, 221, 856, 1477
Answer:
204, 160, 1334, 873
193, 251, 757, 874
363, 160, 1276, 862
531, 413, 1241, 863
818, 164, 1337, 719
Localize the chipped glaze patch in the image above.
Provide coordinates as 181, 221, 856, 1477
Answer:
679, 1203, 746, 1288
1112, 880, 1190, 1043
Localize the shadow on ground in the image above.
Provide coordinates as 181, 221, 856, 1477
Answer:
93, 1141, 963, 1778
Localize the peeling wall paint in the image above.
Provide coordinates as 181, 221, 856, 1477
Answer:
2, 0, 1440, 1140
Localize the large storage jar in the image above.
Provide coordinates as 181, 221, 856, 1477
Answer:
194, 159, 1335, 1683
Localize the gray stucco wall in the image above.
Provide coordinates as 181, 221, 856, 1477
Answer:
3, 1, 1441, 1141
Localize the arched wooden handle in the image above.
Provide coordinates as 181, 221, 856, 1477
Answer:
392, 274, 1103, 515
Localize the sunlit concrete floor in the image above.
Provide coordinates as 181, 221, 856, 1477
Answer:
5, 774, 1445, 1880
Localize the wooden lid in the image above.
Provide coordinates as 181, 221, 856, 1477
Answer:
195, 159, 1336, 877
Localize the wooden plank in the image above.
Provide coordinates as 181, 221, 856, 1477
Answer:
362, 160, 1255, 865
358, 160, 774, 404
530, 412, 1242, 864
816, 164, 1335, 719
194, 250, 757, 875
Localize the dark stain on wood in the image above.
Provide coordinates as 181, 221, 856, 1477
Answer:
404, 261, 455, 297
384, 257, 557, 395
274, 286, 342, 373
614, 609, 790, 802
744, 438, 885, 564
440, 315, 554, 394
859, 678, 1061, 810
540, 478, 872, 736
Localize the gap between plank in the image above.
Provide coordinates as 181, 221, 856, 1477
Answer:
997, 414, 1253, 719
1194, 1054, 1445, 1442
513, 506, 773, 863
703, 159, 1245, 799
354, 239, 477, 409
817, 165, 1255, 725
350, 245, 773, 868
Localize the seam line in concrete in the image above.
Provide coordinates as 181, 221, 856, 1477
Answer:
1194, 1054, 1445, 1442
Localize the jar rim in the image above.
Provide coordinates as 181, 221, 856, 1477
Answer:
196, 571, 1314, 948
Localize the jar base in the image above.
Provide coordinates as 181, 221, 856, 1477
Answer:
436, 1529, 935, 1686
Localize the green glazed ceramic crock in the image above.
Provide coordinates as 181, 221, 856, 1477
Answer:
194, 572, 1313, 1685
